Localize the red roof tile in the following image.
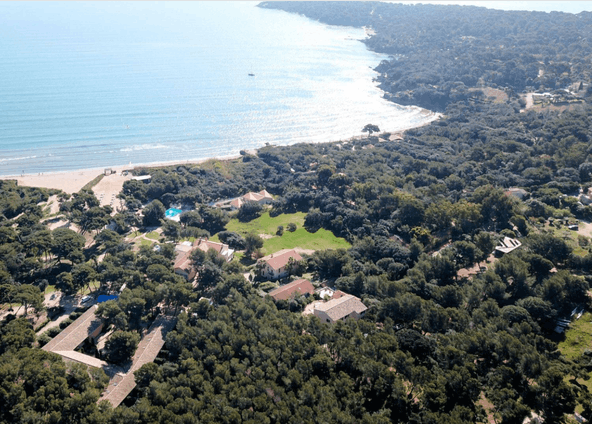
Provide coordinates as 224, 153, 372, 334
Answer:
264, 249, 303, 271
269, 279, 314, 301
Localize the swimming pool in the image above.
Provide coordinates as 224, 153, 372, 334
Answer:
165, 208, 183, 218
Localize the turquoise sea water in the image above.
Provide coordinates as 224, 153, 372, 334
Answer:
0, 1, 435, 176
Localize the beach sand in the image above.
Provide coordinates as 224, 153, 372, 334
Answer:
2, 156, 243, 195
1, 114, 440, 195
11, 168, 110, 194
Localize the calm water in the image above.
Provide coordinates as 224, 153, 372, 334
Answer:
0, 1, 435, 176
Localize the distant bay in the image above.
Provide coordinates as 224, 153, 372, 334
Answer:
0, 1, 436, 176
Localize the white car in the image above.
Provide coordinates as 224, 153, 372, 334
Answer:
81, 295, 92, 304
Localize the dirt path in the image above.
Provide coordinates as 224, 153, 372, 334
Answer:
92, 172, 131, 211
577, 221, 592, 238
520, 92, 534, 112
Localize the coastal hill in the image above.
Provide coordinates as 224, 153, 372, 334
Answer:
260, 1, 592, 111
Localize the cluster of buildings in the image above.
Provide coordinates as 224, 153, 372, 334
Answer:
214, 189, 273, 210
173, 238, 234, 282
257, 249, 367, 324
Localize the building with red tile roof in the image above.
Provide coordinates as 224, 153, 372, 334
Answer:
196, 238, 234, 262
258, 249, 303, 280
269, 279, 314, 301
174, 251, 196, 281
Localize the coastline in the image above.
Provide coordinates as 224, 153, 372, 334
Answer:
0, 111, 440, 195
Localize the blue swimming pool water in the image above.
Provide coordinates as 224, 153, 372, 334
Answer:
97, 295, 119, 304
166, 208, 182, 218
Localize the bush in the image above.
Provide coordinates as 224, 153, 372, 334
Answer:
45, 327, 62, 339
35, 318, 51, 332
59, 318, 73, 329
287, 223, 297, 232
237, 201, 264, 222
276, 225, 284, 236
218, 231, 246, 250
258, 282, 278, 292
37, 333, 51, 347
69, 311, 82, 321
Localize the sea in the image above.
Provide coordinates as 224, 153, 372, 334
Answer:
1, 2, 589, 177
0, 1, 434, 176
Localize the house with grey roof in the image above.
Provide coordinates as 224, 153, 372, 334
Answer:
495, 236, 522, 255
313, 294, 367, 324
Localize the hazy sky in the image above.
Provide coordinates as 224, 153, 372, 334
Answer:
391, 1, 592, 14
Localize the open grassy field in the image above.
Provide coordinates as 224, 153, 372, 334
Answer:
225, 212, 306, 235
558, 312, 592, 360
542, 222, 590, 257
558, 312, 592, 413
262, 228, 350, 255
214, 212, 351, 255
145, 231, 161, 240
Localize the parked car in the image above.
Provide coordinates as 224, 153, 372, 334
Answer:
81, 295, 92, 304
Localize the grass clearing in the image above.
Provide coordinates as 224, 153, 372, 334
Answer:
145, 231, 161, 240
218, 212, 350, 255
139, 238, 154, 247
543, 223, 589, 257
558, 312, 592, 360
225, 212, 306, 236
263, 228, 350, 255
558, 312, 592, 413
44, 285, 57, 295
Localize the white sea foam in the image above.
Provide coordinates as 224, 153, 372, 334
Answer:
0, 155, 38, 163
120, 144, 168, 153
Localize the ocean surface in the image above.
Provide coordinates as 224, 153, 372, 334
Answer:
0, 1, 435, 176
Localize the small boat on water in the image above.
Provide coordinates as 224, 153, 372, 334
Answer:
248, 73, 255, 76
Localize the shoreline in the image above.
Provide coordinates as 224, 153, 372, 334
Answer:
1, 113, 440, 194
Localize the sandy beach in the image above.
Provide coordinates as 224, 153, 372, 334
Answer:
1, 155, 244, 195
0, 113, 440, 196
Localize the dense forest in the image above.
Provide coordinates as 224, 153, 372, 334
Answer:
2, 2, 592, 424
260, 1, 592, 111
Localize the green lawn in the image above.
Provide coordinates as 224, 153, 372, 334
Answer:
543, 222, 589, 256
44, 285, 57, 295
145, 231, 161, 240
225, 212, 307, 236
139, 238, 154, 247
78, 280, 100, 295
558, 312, 592, 413
214, 212, 351, 255
558, 312, 592, 360
262, 228, 350, 255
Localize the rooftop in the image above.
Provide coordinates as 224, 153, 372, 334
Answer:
269, 279, 314, 301
495, 237, 522, 254
314, 294, 367, 322
261, 249, 303, 270
42, 305, 102, 352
